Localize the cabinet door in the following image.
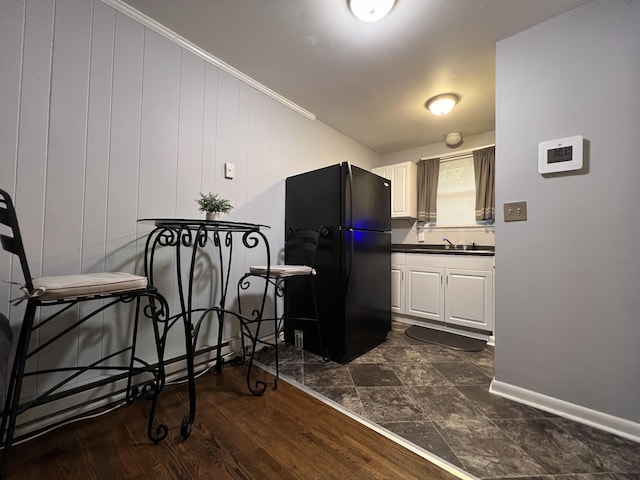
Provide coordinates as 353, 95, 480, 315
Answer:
406, 266, 445, 321
445, 268, 493, 330
390, 164, 409, 217
391, 265, 404, 314
371, 166, 390, 180
372, 163, 416, 219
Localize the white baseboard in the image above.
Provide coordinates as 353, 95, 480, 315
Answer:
490, 379, 640, 443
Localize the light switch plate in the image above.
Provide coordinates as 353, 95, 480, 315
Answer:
224, 162, 235, 179
504, 201, 527, 222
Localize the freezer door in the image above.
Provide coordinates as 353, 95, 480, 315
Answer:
343, 163, 391, 232
338, 228, 391, 362
285, 164, 341, 231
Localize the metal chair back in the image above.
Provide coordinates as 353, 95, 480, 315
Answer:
0, 190, 33, 293
285, 228, 320, 268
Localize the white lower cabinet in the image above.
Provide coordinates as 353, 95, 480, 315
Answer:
398, 253, 494, 333
406, 266, 445, 322
444, 268, 493, 330
391, 253, 405, 314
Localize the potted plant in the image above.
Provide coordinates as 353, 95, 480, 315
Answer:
196, 192, 233, 220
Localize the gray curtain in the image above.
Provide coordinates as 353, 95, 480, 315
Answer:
473, 146, 495, 223
417, 158, 440, 223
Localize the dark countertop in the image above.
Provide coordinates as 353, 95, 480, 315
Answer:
392, 244, 495, 256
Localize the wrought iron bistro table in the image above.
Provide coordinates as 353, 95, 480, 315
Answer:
138, 218, 272, 439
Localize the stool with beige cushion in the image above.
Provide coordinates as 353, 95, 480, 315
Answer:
237, 227, 328, 390
0, 189, 170, 478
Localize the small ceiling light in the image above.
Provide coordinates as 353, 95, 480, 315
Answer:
348, 0, 396, 22
425, 93, 460, 116
445, 132, 463, 147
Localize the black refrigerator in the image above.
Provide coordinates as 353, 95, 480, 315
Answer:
284, 162, 391, 363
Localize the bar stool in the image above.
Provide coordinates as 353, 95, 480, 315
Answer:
0, 189, 170, 478
237, 227, 328, 390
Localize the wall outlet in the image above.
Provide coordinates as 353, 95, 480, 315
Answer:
294, 329, 304, 348
504, 201, 527, 222
224, 162, 235, 179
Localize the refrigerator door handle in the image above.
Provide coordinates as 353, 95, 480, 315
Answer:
346, 228, 354, 293
345, 162, 353, 229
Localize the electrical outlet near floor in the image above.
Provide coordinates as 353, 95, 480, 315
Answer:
504, 201, 527, 222
294, 329, 304, 348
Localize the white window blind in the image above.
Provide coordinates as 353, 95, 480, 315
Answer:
436, 154, 476, 226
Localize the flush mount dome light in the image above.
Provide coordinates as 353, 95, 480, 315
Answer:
348, 0, 396, 22
425, 93, 460, 116
445, 132, 463, 146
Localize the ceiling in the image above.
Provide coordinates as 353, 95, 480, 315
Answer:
120, 0, 589, 155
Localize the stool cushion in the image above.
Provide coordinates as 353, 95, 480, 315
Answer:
27, 272, 148, 301
250, 265, 314, 278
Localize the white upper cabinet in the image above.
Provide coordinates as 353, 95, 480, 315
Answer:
372, 162, 417, 218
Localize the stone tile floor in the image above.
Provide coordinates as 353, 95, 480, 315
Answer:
254, 322, 640, 480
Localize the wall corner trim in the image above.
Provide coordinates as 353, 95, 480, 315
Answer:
490, 379, 640, 443
101, 0, 317, 121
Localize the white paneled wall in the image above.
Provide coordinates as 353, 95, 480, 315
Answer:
0, 0, 379, 406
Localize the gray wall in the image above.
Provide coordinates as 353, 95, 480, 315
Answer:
495, 0, 640, 424
0, 0, 379, 401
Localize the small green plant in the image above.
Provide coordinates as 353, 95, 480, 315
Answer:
196, 192, 233, 213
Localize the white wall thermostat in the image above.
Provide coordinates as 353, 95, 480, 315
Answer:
538, 135, 583, 174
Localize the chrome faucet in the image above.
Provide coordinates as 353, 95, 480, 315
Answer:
443, 238, 455, 248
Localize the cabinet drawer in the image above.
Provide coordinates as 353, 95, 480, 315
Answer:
391, 252, 406, 265
405, 253, 492, 271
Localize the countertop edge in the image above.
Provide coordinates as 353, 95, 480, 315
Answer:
392, 244, 495, 256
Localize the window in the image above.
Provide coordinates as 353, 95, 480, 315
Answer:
435, 155, 476, 226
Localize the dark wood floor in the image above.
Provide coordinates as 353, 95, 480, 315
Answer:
5, 365, 459, 480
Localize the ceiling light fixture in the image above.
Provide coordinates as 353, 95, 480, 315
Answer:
348, 0, 396, 22
445, 132, 463, 147
425, 93, 460, 116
